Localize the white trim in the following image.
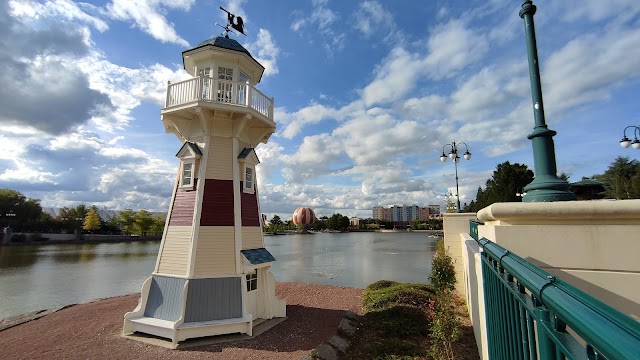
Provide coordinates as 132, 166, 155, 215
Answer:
179, 159, 196, 189
151, 272, 242, 280
243, 165, 255, 194
187, 135, 209, 277
232, 137, 243, 275
254, 162, 266, 247
154, 170, 181, 273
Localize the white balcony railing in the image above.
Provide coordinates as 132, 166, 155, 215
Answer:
164, 77, 274, 120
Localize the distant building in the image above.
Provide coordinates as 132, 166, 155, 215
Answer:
349, 217, 360, 228
372, 204, 442, 227
570, 179, 606, 201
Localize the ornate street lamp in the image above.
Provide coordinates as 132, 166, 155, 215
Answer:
516, 188, 527, 199
519, 1, 575, 202
620, 125, 640, 149
440, 141, 471, 213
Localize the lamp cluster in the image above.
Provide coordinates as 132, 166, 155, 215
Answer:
440, 145, 471, 163
620, 125, 640, 149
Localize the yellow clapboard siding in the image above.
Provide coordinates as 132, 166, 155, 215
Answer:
242, 226, 264, 250
157, 225, 192, 276
206, 136, 233, 180
194, 226, 236, 275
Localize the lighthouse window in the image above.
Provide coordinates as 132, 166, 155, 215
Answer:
217, 66, 233, 102
181, 161, 194, 188
245, 167, 253, 191
246, 271, 257, 292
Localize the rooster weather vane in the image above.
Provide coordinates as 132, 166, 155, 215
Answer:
218, 7, 245, 38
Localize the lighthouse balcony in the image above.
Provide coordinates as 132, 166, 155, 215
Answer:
163, 76, 274, 123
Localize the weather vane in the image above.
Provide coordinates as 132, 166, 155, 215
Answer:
218, 6, 245, 38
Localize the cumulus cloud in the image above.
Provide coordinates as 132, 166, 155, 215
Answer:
0, 130, 175, 210
0, 1, 111, 135
105, 0, 194, 47
244, 29, 280, 77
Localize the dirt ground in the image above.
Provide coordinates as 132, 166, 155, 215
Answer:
0, 282, 363, 360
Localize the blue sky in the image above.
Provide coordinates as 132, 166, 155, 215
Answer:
1, 0, 639, 220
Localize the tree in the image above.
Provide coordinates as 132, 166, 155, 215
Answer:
118, 209, 136, 235
0, 189, 43, 231
327, 213, 349, 231
594, 156, 640, 199
150, 214, 166, 238
83, 207, 101, 232
466, 161, 535, 212
134, 209, 154, 237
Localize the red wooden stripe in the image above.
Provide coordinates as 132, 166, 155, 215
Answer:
241, 182, 260, 227
168, 179, 197, 226
200, 179, 235, 226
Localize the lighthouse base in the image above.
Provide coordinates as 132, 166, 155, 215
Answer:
123, 273, 285, 345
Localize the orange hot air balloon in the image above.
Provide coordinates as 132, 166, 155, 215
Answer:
292, 207, 316, 226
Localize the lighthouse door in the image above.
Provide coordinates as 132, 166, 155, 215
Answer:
246, 270, 258, 318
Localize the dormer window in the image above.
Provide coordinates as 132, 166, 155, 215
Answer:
245, 167, 253, 190
238, 148, 259, 194
176, 142, 202, 190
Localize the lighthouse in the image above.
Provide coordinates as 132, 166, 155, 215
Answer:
123, 32, 285, 344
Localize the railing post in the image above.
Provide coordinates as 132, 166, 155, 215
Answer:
247, 83, 253, 108
165, 81, 171, 107
535, 308, 556, 359
269, 96, 274, 120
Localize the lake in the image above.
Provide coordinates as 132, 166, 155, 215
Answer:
0, 231, 440, 319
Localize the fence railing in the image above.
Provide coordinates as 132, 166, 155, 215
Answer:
165, 77, 273, 120
471, 221, 640, 360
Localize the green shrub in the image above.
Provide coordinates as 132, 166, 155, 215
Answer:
362, 282, 436, 312
366, 304, 430, 337
429, 246, 456, 291
370, 337, 425, 359
435, 238, 446, 255
429, 290, 462, 360
366, 279, 399, 292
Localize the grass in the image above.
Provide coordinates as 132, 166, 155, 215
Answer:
342, 280, 480, 360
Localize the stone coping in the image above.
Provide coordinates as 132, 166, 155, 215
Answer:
477, 199, 640, 222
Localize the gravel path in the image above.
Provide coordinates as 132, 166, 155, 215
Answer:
0, 282, 363, 360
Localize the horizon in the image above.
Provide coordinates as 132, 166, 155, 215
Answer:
1, 1, 639, 221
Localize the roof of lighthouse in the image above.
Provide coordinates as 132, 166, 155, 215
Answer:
193, 36, 252, 57
182, 36, 265, 82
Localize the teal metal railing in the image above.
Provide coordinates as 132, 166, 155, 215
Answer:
470, 222, 640, 360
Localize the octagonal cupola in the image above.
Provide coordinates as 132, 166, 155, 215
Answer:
182, 37, 265, 85
162, 35, 274, 146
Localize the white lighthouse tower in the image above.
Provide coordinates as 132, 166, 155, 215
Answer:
123, 31, 285, 344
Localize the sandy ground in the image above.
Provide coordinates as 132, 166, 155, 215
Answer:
0, 282, 363, 360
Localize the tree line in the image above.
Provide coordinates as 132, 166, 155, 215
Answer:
264, 213, 443, 233
0, 189, 165, 237
462, 156, 640, 212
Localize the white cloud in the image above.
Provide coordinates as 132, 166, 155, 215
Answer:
290, 0, 345, 56
245, 29, 280, 77
543, 26, 640, 114
354, 1, 395, 38
362, 47, 421, 106
105, 0, 194, 46
423, 19, 488, 80
10, 0, 109, 32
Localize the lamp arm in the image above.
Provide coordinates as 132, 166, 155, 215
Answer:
457, 142, 470, 153
623, 125, 640, 138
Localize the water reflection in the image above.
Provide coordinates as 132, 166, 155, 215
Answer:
0, 232, 439, 320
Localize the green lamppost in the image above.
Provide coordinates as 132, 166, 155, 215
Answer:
519, 1, 575, 202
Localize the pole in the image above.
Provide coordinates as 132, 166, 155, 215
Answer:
519, 1, 575, 202
454, 158, 461, 213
